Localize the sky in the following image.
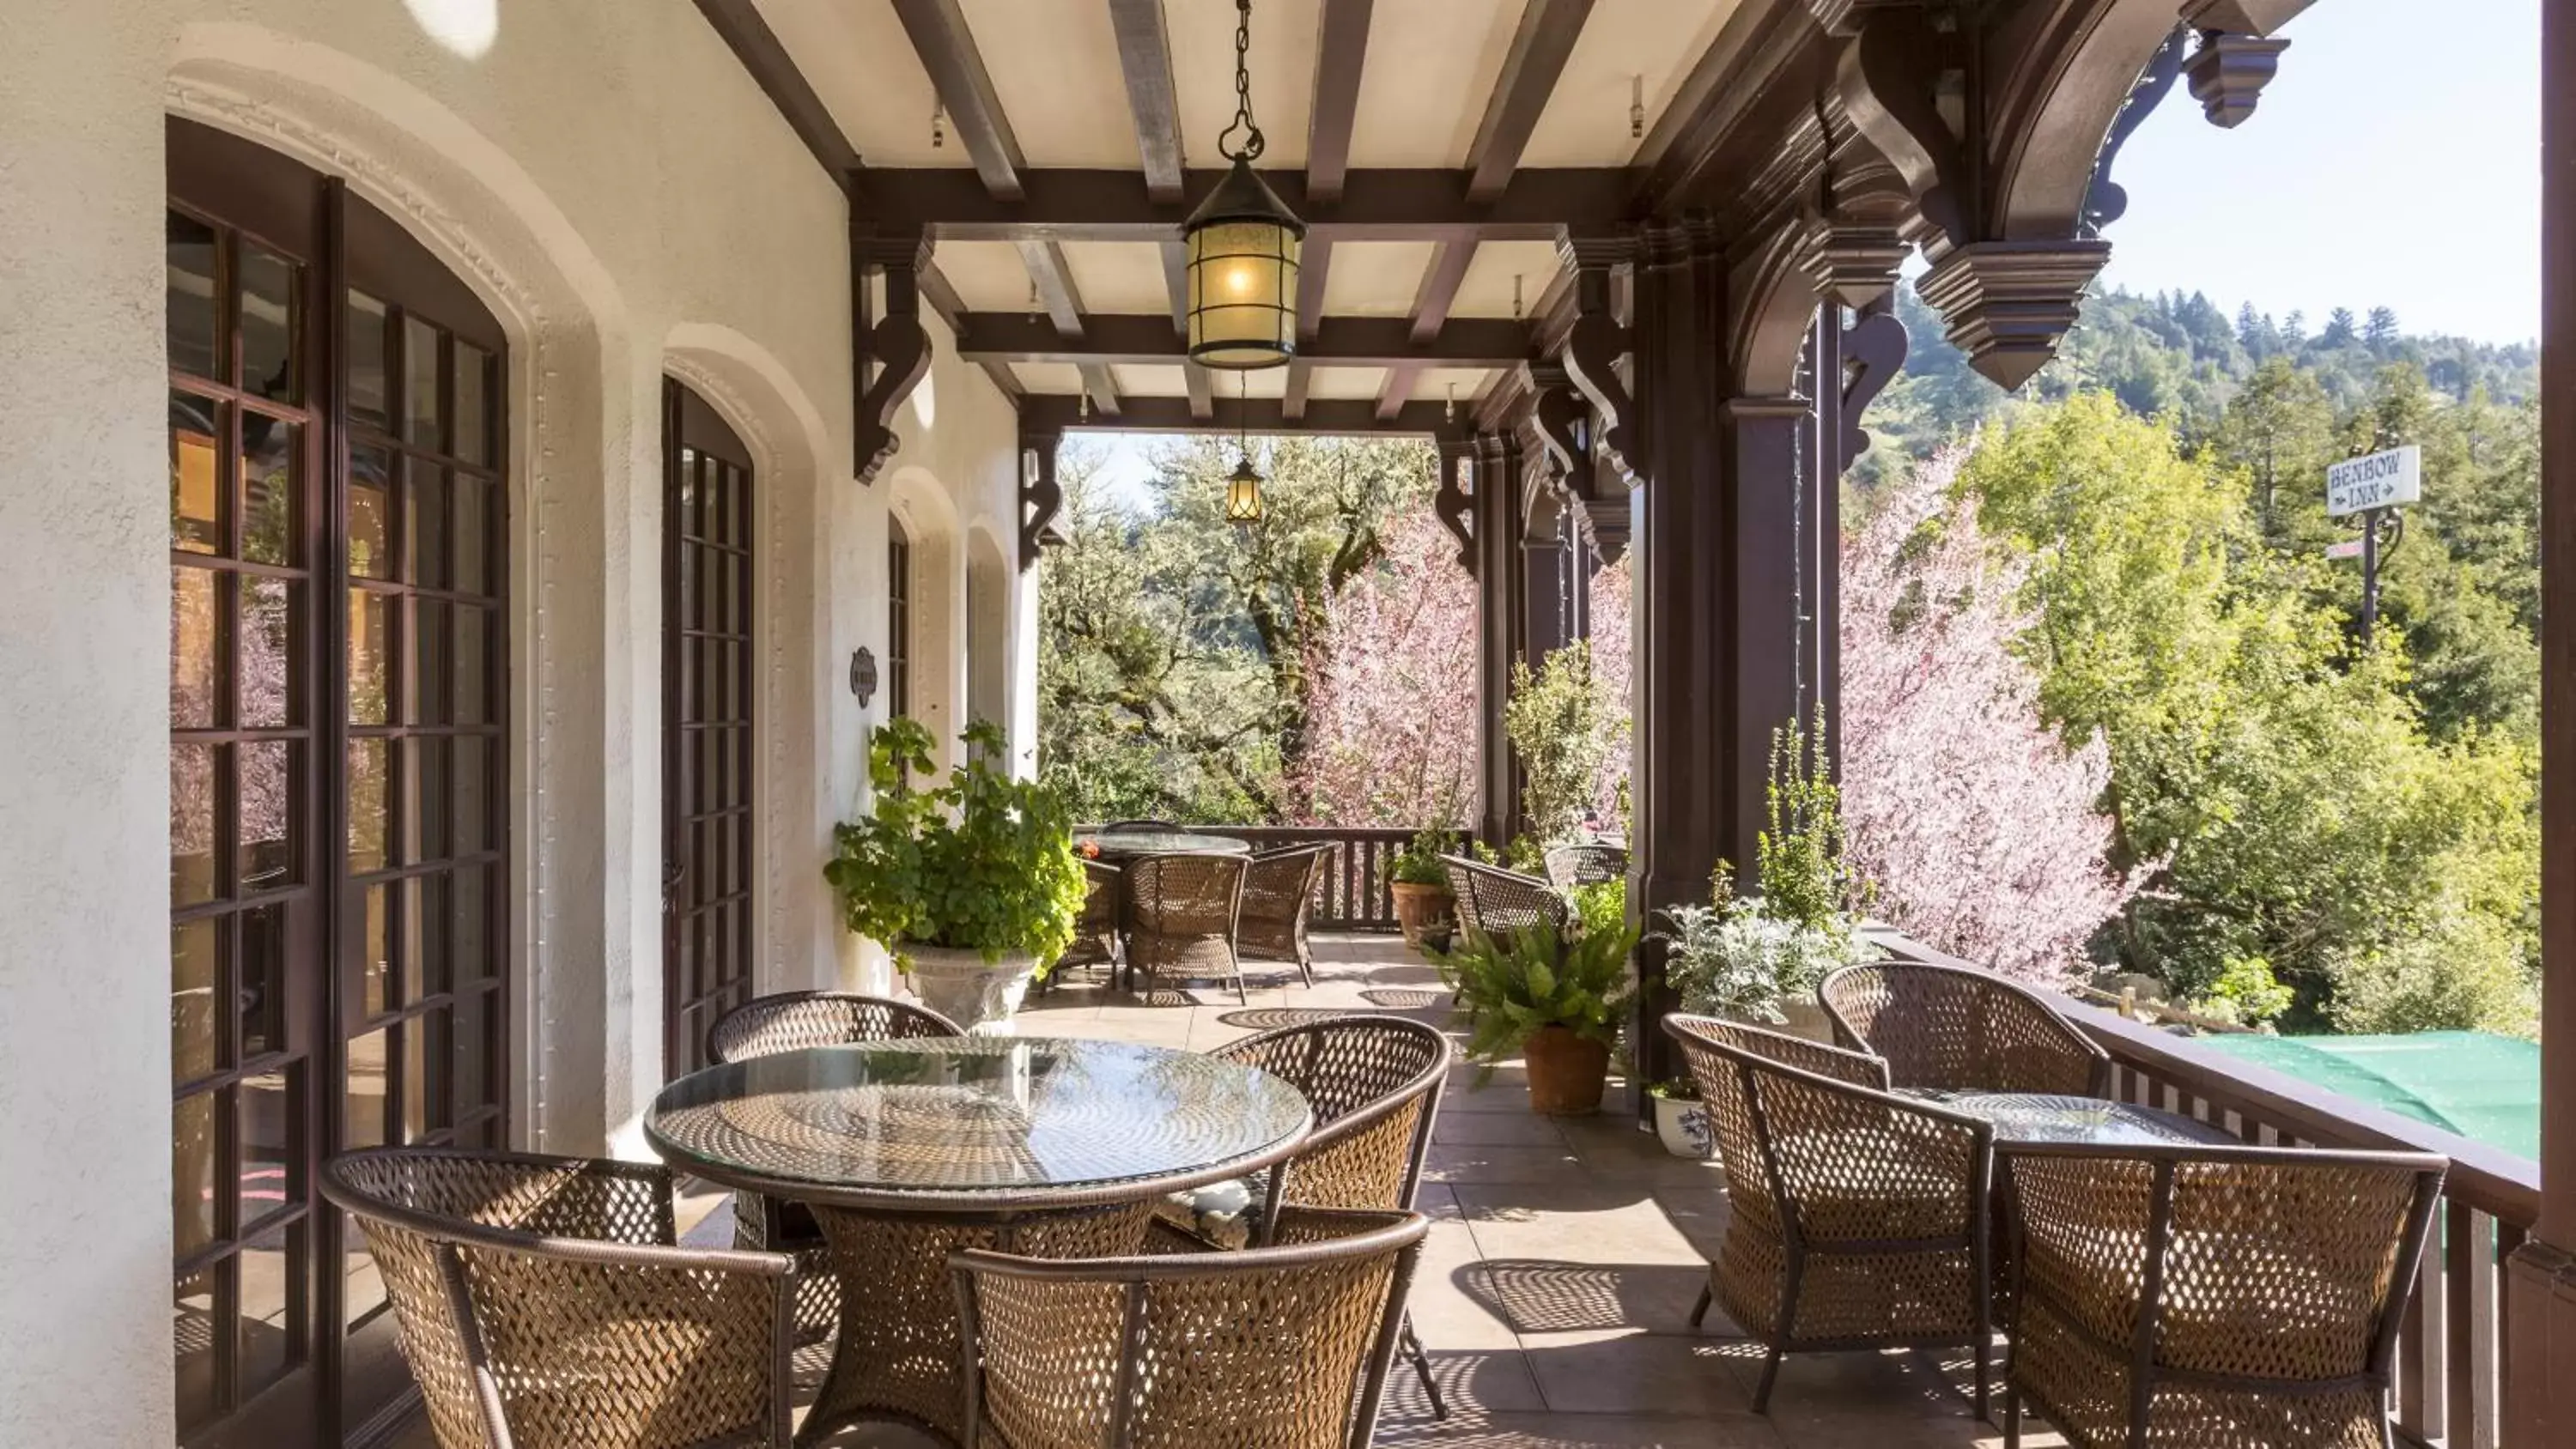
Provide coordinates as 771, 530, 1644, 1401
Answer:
2099, 0, 2538, 343
1086, 0, 2542, 506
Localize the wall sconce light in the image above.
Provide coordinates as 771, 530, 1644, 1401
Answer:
849, 646, 878, 706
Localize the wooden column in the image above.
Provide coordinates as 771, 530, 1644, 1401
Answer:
1474, 431, 1527, 845
2507, 0, 2576, 1433
1522, 486, 1573, 667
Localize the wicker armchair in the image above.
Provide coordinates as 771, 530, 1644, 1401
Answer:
2001, 1143, 2445, 1449
1125, 852, 1250, 1003
1669, 1012, 1892, 1089
1437, 854, 1568, 939
1237, 842, 1333, 986
321, 1148, 798, 1449
1045, 859, 1124, 989
953, 1207, 1430, 1449
706, 991, 964, 1344
1819, 959, 2111, 1097
1542, 841, 1629, 891
1663, 1014, 1996, 1416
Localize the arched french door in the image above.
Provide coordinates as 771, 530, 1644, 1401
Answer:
660, 380, 756, 1078
167, 116, 510, 1448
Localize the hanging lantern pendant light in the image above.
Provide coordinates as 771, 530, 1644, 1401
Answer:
1184, 0, 1303, 370
1225, 373, 1265, 524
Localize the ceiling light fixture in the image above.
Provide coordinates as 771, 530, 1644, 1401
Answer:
1182, 0, 1303, 371
1630, 76, 1645, 139
1225, 373, 1265, 524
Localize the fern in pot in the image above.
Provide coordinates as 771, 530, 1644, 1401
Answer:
823, 718, 1085, 1032
1430, 913, 1638, 1116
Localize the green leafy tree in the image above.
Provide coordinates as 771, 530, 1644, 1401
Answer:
1503, 640, 1615, 846
1958, 394, 2537, 1032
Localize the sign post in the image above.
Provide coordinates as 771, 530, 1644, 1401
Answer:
2325, 445, 2421, 646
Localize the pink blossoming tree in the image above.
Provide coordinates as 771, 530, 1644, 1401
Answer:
1838, 449, 2131, 985
1292, 509, 1479, 827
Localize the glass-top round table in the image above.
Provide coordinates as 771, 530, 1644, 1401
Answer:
1076, 828, 1252, 861
646, 1037, 1311, 1210
1907, 1090, 2240, 1148
647, 1039, 1313, 1446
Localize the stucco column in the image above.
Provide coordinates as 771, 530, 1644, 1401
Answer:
2506, 0, 2576, 1434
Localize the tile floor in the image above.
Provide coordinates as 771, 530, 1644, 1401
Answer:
410, 935, 2059, 1449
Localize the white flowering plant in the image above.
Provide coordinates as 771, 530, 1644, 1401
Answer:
1653, 894, 1877, 1024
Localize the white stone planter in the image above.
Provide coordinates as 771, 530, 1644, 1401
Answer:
1651, 1094, 1711, 1158
902, 943, 1038, 1034
1720, 997, 1840, 1046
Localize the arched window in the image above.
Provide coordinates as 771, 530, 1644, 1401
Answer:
888, 517, 913, 721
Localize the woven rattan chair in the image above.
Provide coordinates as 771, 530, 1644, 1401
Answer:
1437, 854, 1568, 939
1125, 852, 1250, 1003
706, 991, 964, 1345
321, 1147, 798, 1449
1671, 1012, 1893, 1090
1237, 842, 1334, 986
1664, 1013, 1996, 1416
1819, 958, 2111, 1097
1044, 858, 1124, 991
1542, 841, 1629, 891
2001, 1142, 2445, 1449
953, 1206, 1430, 1449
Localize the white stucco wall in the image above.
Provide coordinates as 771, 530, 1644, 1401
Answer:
0, 2, 1033, 1439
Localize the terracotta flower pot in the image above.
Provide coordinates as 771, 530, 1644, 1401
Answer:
1390, 881, 1455, 949
1521, 1025, 1610, 1116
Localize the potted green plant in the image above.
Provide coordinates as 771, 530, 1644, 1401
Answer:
1650, 712, 1877, 1041
1388, 828, 1456, 949
823, 717, 1086, 1032
1644, 1077, 1709, 1159
1431, 913, 1638, 1115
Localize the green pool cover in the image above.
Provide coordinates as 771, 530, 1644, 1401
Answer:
2194, 1031, 2539, 1161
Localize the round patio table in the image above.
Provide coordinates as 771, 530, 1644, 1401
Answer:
645, 1038, 1311, 1446
1905, 1090, 2240, 1147
1076, 828, 1253, 861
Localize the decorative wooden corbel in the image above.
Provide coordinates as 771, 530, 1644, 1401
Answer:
1435, 439, 1477, 576
1832, 10, 1968, 251
852, 223, 933, 485
1833, 306, 1908, 476
1914, 240, 2110, 390
2184, 31, 2291, 129
2081, 25, 2190, 235
1555, 229, 1637, 486
1018, 428, 1064, 570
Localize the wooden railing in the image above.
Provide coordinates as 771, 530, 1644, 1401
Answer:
1872, 930, 2539, 1449
1206, 826, 1461, 932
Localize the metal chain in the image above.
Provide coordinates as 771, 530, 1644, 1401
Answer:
1218, 0, 1267, 162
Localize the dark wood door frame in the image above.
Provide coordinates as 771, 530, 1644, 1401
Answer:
661, 379, 757, 1079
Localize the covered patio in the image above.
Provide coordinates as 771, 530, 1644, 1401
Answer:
4, 1, 2575, 1447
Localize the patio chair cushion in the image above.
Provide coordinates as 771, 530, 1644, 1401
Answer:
1154, 1171, 1270, 1250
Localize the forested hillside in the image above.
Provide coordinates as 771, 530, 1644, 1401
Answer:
1846, 285, 2543, 1034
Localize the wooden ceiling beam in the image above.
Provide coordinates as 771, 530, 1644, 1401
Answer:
1106, 0, 1188, 202
851, 167, 1637, 241
695, 1, 860, 174
1467, 0, 1597, 202
1376, 364, 1423, 423
1400, 0, 1593, 361
957, 312, 1534, 367
1020, 392, 1459, 437
1305, 0, 1375, 204
890, 0, 1028, 200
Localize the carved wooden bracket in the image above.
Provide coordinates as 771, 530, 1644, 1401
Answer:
2184, 31, 2291, 128
1435, 440, 1477, 575
1557, 230, 1638, 486
1530, 383, 1587, 487
2081, 25, 2190, 236
1915, 240, 2110, 390
1832, 11, 1968, 251
1833, 307, 1908, 476
853, 225, 933, 485
1018, 429, 1064, 570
